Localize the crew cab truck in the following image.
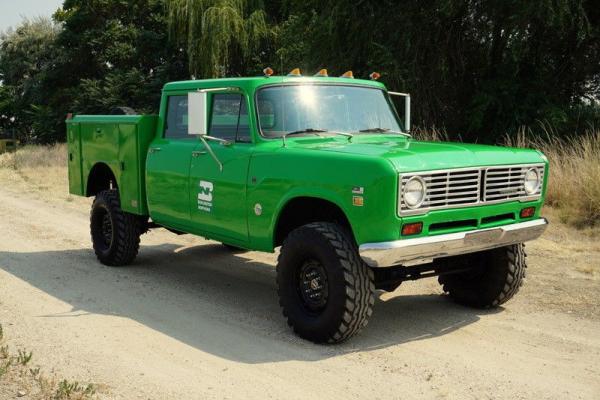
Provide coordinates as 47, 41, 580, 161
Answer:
67, 69, 549, 343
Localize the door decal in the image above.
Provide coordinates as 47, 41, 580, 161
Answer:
198, 180, 213, 212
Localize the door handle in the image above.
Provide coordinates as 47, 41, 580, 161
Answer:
149, 147, 161, 154
192, 150, 207, 157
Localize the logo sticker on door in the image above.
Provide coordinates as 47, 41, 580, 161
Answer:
198, 180, 213, 212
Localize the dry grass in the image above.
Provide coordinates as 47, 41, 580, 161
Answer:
0, 143, 66, 169
0, 324, 101, 400
504, 129, 600, 227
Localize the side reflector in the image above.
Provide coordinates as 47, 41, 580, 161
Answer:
314, 68, 328, 77
340, 70, 354, 79
352, 196, 364, 207
401, 222, 423, 236
520, 207, 536, 218
263, 67, 274, 77
369, 72, 381, 80
288, 68, 302, 77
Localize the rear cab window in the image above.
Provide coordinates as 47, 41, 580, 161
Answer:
164, 95, 190, 139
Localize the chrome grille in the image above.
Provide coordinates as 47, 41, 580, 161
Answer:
484, 165, 544, 201
398, 164, 545, 216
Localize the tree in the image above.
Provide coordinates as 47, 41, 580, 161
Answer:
165, 0, 271, 77
0, 18, 62, 142
275, 0, 600, 141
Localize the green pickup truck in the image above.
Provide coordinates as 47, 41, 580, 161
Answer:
67, 69, 548, 343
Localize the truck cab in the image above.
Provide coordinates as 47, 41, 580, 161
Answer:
67, 69, 548, 343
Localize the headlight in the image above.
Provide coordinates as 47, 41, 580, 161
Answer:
403, 176, 426, 208
524, 168, 541, 195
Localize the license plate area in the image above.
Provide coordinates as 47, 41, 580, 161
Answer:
463, 229, 503, 246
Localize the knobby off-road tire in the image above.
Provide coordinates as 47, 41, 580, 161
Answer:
277, 222, 375, 344
438, 243, 527, 308
90, 190, 142, 266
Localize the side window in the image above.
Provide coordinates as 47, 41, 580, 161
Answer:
210, 94, 251, 143
164, 96, 189, 139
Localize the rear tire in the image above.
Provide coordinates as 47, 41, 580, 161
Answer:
277, 222, 375, 343
438, 244, 527, 308
90, 190, 142, 266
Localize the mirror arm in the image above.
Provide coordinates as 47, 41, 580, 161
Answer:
199, 136, 223, 172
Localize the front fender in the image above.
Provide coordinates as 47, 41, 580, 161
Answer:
246, 147, 400, 251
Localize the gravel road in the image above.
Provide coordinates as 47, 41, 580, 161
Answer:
0, 181, 599, 400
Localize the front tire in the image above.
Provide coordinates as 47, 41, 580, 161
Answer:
438, 244, 527, 308
90, 190, 142, 266
277, 222, 375, 343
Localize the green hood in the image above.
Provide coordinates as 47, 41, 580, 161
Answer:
295, 135, 545, 172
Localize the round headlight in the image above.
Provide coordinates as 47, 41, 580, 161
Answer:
403, 176, 426, 208
524, 168, 541, 195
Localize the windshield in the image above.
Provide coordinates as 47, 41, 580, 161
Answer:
256, 85, 404, 138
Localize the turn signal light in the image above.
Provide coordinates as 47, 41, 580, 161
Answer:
263, 67, 274, 77
314, 69, 328, 77
369, 72, 381, 80
340, 70, 354, 79
520, 207, 536, 218
288, 68, 302, 77
401, 222, 423, 236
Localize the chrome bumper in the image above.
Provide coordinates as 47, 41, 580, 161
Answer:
359, 219, 548, 268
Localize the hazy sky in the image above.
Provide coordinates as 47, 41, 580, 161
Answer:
0, 0, 63, 32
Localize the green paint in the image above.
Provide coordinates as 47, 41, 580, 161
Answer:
67, 76, 548, 252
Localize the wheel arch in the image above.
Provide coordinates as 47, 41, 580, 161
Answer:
272, 195, 355, 248
86, 162, 119, 197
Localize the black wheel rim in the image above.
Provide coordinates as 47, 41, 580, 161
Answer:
92, 207, 113, 252
296, 259, 329, 313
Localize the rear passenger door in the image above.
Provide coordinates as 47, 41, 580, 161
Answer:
188, 93, 253, 244
146, 95, 201, 229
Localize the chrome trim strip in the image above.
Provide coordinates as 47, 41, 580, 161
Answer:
398, 163, 545, 216
359, 218, 548, 268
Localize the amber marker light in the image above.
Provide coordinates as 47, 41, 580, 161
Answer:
340, 70, 354, 79
263, 67, 274, 77
401, 222, 423, 236
369, 72, 381, 80
314, 69, 328, 77
520, 207, 536, 218
287, 68, 302, 77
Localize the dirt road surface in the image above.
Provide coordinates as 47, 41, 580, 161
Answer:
1, 176, 599, 399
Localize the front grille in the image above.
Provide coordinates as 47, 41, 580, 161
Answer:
484, 165, 544, 201
398, 164, 545, 216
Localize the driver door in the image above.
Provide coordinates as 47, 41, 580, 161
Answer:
188, 93, 253, 244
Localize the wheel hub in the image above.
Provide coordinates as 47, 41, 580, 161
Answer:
297, 260, 329, 313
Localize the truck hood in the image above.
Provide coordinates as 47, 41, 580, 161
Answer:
295, 136, 545, 172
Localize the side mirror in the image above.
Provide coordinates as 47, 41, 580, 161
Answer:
388, 91, 411, 133
188, 92, 208, 135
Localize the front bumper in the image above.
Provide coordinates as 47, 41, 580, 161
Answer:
359, 218, 548, 268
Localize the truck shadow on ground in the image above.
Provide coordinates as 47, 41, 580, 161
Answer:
0, 240, 502, 364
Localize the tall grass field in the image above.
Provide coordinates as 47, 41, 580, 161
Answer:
1, 133, 599, 227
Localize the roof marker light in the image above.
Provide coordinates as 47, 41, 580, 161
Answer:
369, 72, 381, 80
263, 67, 274, 77
340, 71, 354, 79
314, 69, 328, 77
288, 68, 302, 77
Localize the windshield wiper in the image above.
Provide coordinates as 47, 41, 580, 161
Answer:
358, 127, 411, 137
282, 128, 355, 147
282, 128, 326, 147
